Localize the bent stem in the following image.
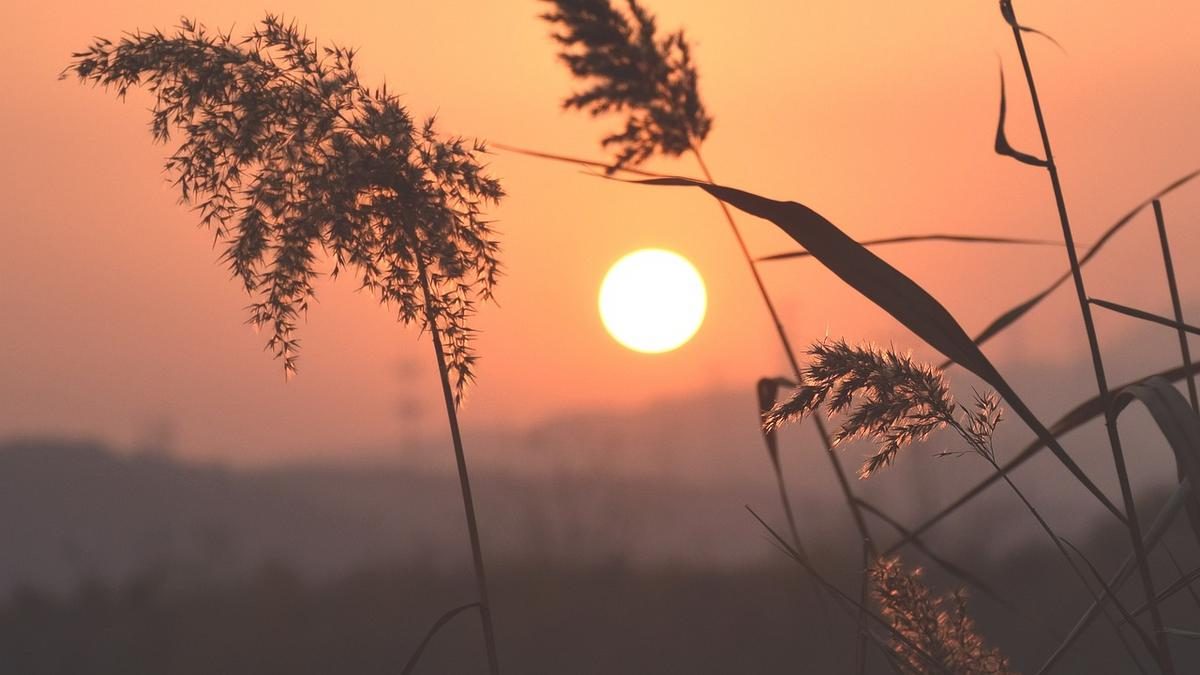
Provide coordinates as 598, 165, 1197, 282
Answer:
417, 255, 502, 675
1006, 2, 1171, 669
691, 146, 874, 673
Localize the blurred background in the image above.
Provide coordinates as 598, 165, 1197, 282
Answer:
3, 1, 1200, 672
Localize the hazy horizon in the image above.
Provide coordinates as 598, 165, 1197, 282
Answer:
5, 1, 1200, 466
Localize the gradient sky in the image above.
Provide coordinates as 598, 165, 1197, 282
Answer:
3, 1, 1199, 465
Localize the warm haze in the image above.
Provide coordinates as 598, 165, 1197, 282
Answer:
5, 2, 1200, 673
3, 1, 1199, 465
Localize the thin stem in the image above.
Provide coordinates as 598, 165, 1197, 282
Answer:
1038, 479, 1191, 674
416, 255, 502, 675
1150, 200, 1200, 613
1006, 3, 1172, 670
689, 147, 874, 550
690, 146, 875, 672
991, 462, 1159, 673
401, 603, 482, 675
1089, 298, 1200, 336
747, 507, 955, 675
1153, 200, 1198, 413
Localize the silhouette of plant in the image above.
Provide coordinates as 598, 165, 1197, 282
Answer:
65, 16, 502, 397
763, 340, 1002, 479
541, 0, 711, 171
64, 16, 505, 674
871, 557, 1017, 675
540, 4, 875, 667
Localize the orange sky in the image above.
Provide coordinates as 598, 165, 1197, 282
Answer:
2, 1, 1200, 464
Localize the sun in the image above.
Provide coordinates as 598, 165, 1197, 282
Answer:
599, 248, 707, 354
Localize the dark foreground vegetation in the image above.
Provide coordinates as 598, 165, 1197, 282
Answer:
3, 503, 1199, 675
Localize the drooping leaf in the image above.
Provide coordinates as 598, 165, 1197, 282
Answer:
1112, 377, 1200, 546
639, 176, 1123, 519
995, 68, 1048, 168
757, 233, 1062, 262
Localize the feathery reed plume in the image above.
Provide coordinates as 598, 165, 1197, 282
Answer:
871, 557, 1017, 675
64, 16, 502, 397
764, 340, 1001, 479
64, 17, 505, 674
765, 341, 1158, 651
541, 0, 711, 171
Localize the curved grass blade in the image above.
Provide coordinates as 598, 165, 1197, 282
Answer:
999, 0, 1064, 51
1112, 377, 1200, 545
960, 167, 1200, 354
401, 602, 482, 675
758, 233, 1063, 262
638, 176, 1123, 520
884, 359, 1200, 557
995, 68, 1049, 168
1090, 298, 1200, 337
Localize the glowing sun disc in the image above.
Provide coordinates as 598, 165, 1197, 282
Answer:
599, 248, 707, 354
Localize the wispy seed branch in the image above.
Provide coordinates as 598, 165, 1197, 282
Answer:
764, 340, 1003, 478
64, 15, 503, 399
541, 0, 712, 171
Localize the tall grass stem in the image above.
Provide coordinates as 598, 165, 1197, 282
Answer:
1152, 200, 1198, 413
1006, 2, 1172, 668
418, 256, 502, 675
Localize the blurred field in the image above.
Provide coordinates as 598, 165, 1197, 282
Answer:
3, 438, 1199, 673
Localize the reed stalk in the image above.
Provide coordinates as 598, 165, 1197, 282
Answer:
691, 147, 874, 673
1153, 200, 1199, 413
417, 256, 502, 675
1004, 2, 1171, 669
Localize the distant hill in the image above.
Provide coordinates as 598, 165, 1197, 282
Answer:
0, 437, 796, 593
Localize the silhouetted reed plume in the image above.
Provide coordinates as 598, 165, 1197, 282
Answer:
541, 0, 711, 171
64, 16, 505, 674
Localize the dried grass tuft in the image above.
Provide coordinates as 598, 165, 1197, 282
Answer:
872, 557, 1018, 675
